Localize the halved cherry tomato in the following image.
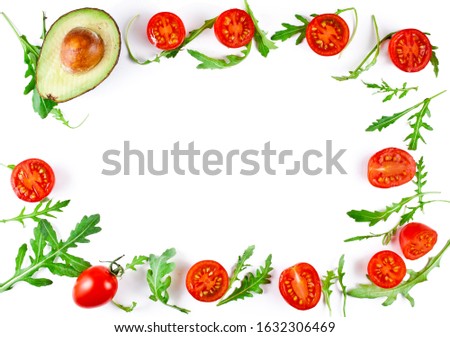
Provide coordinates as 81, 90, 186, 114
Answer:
388, 28, 432, 73
214, 8, 255, 48
367, 147, 416, 188
11, 158, 55, 202
185, 260, 229, 302
73, 266, 118, 308
279, 262, 321, 310
147, 12, 186, 50
399, 222, 438, 260
305, 14, 350, 56
367, 250, 406, 289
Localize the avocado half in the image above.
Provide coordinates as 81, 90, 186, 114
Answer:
36, 8, 121, 103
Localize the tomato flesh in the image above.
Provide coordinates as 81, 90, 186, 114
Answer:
305, 14, 350, 56
400, 222, 438, 260
73, 266, 118, 308
367, 147, 416, 188
11, 158, 55, 202
389, 28, 432, 73
367, 251, 406, 289
186, 260, 229, 302
279, 262, 321, 310
147, 12, 186, 50
214, 8, 255, 48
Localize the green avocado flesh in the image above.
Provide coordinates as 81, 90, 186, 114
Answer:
36, 8, 121, 103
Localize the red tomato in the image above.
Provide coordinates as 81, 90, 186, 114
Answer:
73, 266, 118, 308
367, 147, 416, 188
367, 251, 406, 289
388, 28, 432, 73
185, 260, 229, 302
279, 262, 321, 310
11, 158, 55, 202
399, 222, 438, 260
214, 8, 255, 48
147, 12, 186, 50
305, 14, 350, 56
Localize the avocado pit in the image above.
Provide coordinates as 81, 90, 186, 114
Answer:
60, 27, 105, 74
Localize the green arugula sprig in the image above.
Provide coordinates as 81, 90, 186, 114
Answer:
217, 245, 272, 306
321, 270, 337, 315
0, 214, 101, 294
0, 199, 70, 226
1, 12, 82, 128
346, 157, 450, 244
348, 239, 450, 306
320, 255, 348, 317
271, 8, 358, 53
147, 248, 190, 313
366, 90, 446, 150
363, 80, 418, 102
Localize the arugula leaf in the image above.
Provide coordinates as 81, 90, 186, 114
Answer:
363, 80, 418, 102
271, 14, 309, 44
147, 248, 190, 314
126, 255, 149, 271
333, 16, 394, 81
366, 90, 446, 150
244, 0, 277, 57
430, 46, 439, 77
125, 15, 216, 65
228, 245, 255, 290
0, 199, 70, 226
347, 195, 420, 227
188, 42, 252, 69
321, 270, 337, 315
337, 255, 348, 317
0, 215, 101, 293
217, 254, 272, 306
1, 12, 77, 127
348, 239, 450, 306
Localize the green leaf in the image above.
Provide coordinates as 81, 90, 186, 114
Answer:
60, 253, 91, 274
228, 245, 255, 290
271, 14, 309, 44
337, 255, 348, 317
113, 300, 137, 313
430, 46, 439, 77
347, 195, 419, 227
188, 42, 252, 69
244, 0, 277, 57
0, 199, 70, 226
45, 263, 79, 277
15, 244, 28, 272
362, 79, 418, 102
217, 254, 272, 306
30, 222, 48, 262
64, 214, 101, 249
147, 248, 190, 314
23, 278, 53, 287
126, 255, 149, 271
348, 239, 450, 306
321, 270, 337, 315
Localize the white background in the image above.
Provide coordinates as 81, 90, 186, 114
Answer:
1, 0, 449, 336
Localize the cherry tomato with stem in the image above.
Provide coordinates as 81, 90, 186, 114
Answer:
388, 28, 432, 73
279, 262, 321, 310
73, 256, 124, 308
399, 222, 438, 260
367, 147, 416, 188
10, 158, 55, 202
305, 13, 350, 56
214, 8, 255, 48
185, 260, 229, 302
147, 12, 186, 50
367, 250, 406, 289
